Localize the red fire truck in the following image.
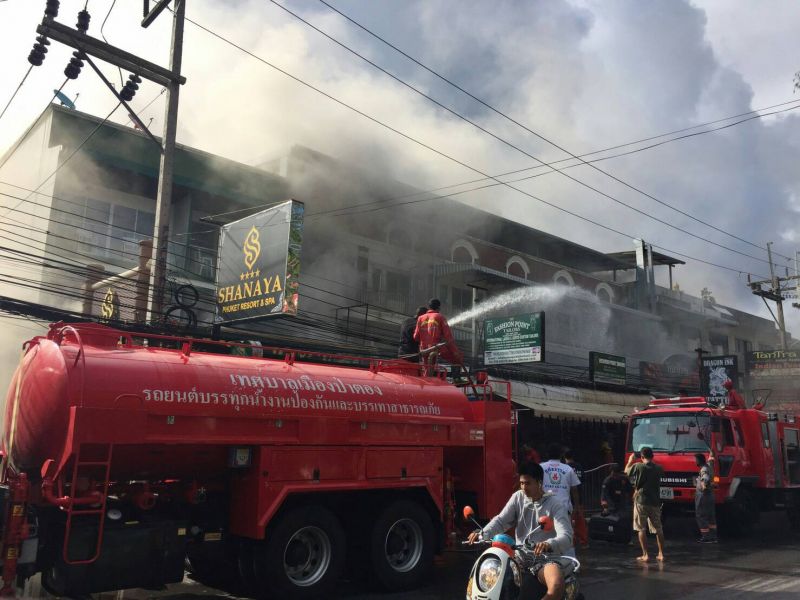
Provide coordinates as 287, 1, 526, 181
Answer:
0, 323, 516, 598
626, 383, 800, 533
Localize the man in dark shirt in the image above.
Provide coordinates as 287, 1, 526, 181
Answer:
600, 463, 633, 515
398, 306, 427, 361
625, 447, 665, 562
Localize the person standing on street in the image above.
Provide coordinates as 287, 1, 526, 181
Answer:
564, 450, 588, 547
413, 298, 462, 372
695, 450, 718, 543
398, 306, 427, 361
540, 444, 581, 515
625, 447, 665, 562
600, 463, 633, 516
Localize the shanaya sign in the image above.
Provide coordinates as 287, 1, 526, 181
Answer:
215, 200, 304, 323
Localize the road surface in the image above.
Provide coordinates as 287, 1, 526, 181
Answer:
73, 512, 800, 599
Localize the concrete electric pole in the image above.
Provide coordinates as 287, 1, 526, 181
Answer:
146, 0, 186, 323
35, 0, 187, 325
747, 242, 797, 350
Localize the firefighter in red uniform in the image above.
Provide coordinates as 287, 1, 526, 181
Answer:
414, 298, 462, 373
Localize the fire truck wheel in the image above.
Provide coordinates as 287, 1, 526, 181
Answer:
369, 499, 435, 591
786, 505, 800, 530
253, 506, 346, 599
723, 488, 759, 535
237, 538, 259, 594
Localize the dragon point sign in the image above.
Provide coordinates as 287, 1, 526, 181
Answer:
483, 313, 545, 365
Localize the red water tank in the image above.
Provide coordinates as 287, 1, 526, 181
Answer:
3, 323, 475, 477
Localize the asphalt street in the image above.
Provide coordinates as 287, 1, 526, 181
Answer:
89, 512, 800, 600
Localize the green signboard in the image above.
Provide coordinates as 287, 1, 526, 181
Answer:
590, 351, 626, 385
483, 313, 545, 365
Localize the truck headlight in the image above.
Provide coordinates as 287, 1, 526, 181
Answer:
477, 557, 502, 592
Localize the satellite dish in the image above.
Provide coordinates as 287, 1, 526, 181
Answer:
53, 90, 77, 110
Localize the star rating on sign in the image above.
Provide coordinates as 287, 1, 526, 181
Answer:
240, 269, 261, 281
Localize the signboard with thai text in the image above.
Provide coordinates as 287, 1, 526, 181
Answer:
215, 200, 303, 324
483, 313, 545, 365
590, 351, 626, 385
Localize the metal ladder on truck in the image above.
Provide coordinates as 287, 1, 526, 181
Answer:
62, 443, 113, 565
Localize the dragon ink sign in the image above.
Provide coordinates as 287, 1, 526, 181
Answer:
701, 355, 738, 399
215, 200, 304, 324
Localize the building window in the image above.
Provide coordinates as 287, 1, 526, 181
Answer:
451, 287, 472, 312
450, 239, 478, 264
553, 270, 574, 287
595, 282, 614, 303
61, 197, 155, 263
506, 256, 529, 279
356, 246, 369, 273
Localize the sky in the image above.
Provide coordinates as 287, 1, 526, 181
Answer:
0, 0, 799, 341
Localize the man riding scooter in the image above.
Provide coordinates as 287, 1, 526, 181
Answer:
468, 462, 574, 600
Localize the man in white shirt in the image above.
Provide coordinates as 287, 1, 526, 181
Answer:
540, 443, 580, 513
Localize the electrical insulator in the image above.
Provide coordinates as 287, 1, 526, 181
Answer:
28, 35, 50, 67
76, 9, 91, 33
44, 0, 60, 18
64, 51, 84, 80
120, 74, 142, 102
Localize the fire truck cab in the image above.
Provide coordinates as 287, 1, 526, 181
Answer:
626, 388, 800, 533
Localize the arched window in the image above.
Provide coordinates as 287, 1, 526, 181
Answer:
505, 256, 530, 279
595, 282, 615, 303
553, 270, 575, 287
450, 239, 479, 264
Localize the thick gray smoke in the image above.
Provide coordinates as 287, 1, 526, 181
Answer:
0, 0, 798, 342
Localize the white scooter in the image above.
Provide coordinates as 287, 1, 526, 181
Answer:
463, 506, 583, 600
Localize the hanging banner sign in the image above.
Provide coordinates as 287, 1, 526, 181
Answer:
215, 200, 303, 324
483, 312, 545, 365
590, 351, 626, 385
745, 350, 800, 379
701, 355, 738, 398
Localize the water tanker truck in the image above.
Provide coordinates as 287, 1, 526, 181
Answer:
0, 323, 516, 597
626, 382, 800, 533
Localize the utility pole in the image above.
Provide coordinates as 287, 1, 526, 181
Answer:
695, 347, 709, 396
35, 1, 187, 324
748, 241, 797, 350
146, 0, 186, 323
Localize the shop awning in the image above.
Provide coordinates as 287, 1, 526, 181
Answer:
508, 380, 651, 421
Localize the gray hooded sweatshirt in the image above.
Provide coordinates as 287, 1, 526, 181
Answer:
481, 491, 574, 556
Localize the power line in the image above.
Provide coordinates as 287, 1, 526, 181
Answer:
0, 102, 121, 219
311, 0, 796, 263
100, 0, 124, 88
0, 65, 33, 123
180, 13, 771, 281
0, 81, 68, 171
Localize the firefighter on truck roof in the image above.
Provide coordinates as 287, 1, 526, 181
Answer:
414, 298, 462, 369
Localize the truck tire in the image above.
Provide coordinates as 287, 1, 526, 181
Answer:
788, 507, 800, 530
368, 499, 435, 591
721, 488, 759, 536
253, 506, 346, 599
238, 538, 259, 594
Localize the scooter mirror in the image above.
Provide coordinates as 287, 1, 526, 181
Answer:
463, 506, 475, 520
538, 516, 554, 531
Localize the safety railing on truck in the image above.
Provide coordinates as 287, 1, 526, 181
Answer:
49, 323, 452, 378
